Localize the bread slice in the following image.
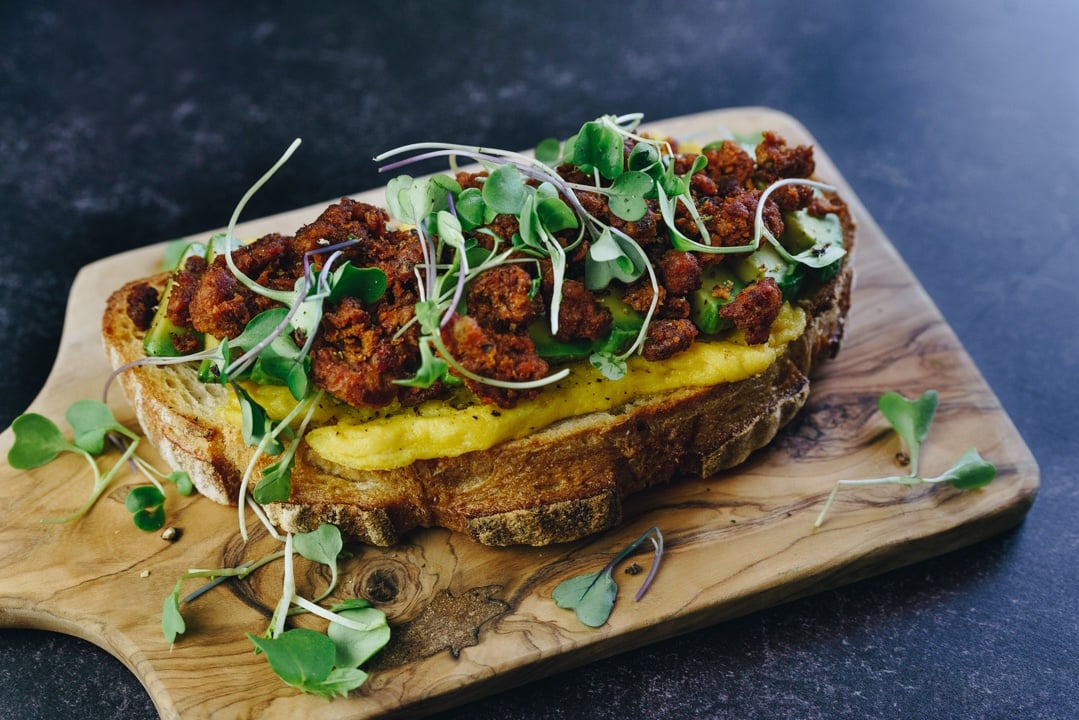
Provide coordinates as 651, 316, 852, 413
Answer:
102, 221, 851, 547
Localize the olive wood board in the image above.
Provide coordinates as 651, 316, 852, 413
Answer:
0, 107, 1039, 719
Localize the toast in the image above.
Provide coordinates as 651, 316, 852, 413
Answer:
101, 122, 854, 547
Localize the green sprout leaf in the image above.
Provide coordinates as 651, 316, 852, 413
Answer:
552, 570, 618, 628
234, 384, 284, 455
534, 137, 562, 166
328, 263, 388, 305
585, 228, 644, 290
535, 195, 579, 233
163, 578, 186, 643
253, 455, 293, 504
66, 399, 134, 454
589, 351, 627, 381
572, 120, 624, 180
167, 470, 195, 496
926, 447, 998, 490
606, 170, 654, 222
294, 524, 344, 600
455, 187, 486, 230
7, 413, 81, 469
482, 163, 529, 216
125, 485, 167, 531
553, 526, 663, 628
248, 629, 338, 696
327, 600, 391, 668
306, 668, 370, 700
878, 389, 939, 476
627, 142, 660, 172
814, 391, 997, 527
385, 174, 415, 222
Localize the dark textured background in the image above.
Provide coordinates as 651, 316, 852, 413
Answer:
1, 2, 1077, 718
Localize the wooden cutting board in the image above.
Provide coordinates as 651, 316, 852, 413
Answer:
0, 108, 1038, 719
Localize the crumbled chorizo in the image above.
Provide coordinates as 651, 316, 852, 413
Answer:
642, 319, 698, 361
187, 234, 296, 339
555, 279, 612, 341
165, 255, 207, 329
658, 250, 702, 295
310, 296, 420, 408
622, 280, 663, 314
702, 190, 784, 250
703, 141, 755, 192
719, 277, 783, 345
125, 282, 159, 331
754, 131, 815, 185
440, 314, 549, 408
467, 265, 542, 332
294, 198, 391, 269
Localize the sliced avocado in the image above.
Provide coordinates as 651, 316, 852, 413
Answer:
780, 209, 843, 254
143, 242, 206, 357
596, 291, 643, 332
689, 265, 745, 335
593, 291, 643, 356
204, 232, 240, 262
530, 289, 643, 361
528, 322, 593, 361
734, 243, 804, 300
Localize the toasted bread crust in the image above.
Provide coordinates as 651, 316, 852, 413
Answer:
102, 212, 853, 547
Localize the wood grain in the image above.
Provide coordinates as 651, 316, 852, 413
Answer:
0, 108, 1038, 719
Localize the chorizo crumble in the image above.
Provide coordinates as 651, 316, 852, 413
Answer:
143, 129, 847, 411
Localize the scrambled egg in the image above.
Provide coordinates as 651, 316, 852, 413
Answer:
240, 303, 805, 471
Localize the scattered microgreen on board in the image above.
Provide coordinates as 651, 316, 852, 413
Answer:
814, 390, 997, 527
553, 526, 664, 627
7, 400, 183, 530
161, 523, 387, 697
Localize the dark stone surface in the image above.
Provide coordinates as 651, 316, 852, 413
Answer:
1, 1, 1076, 718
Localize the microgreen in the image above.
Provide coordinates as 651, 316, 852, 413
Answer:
66, 398, 139, 453
327, 599, 392, 669
248, 530, 388, 698
877, 389, 938, 476
814, 391, 997, 527
589, 351, 628, 382
163, 578, 186, 644
585, 227, 645, 290
328, 263, 388, 304
125, 485, 167, 530
482, 163, 529, 215
572, 119, 625, 180
552, 526, 663, 627
7, 413, 88, 470
293, 523, 344, 602
247, 389, 322, 507
234, 383, 285, 456
248, 628, 371, 700
9, 405, 141, 526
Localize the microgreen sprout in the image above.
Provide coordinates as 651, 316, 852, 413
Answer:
162, 522, 387, 698
814, 391, 997, 527
552, 525, 664, 627
7, 400, 183, 530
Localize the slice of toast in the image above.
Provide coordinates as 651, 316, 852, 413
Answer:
101, 211, 852, 547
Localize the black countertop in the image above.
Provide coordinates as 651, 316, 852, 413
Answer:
1, 2, 1076, 718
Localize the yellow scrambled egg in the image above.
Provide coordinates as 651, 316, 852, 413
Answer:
239, 303, 805, 471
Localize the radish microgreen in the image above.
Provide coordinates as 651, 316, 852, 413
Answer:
125, 485, 166, 531
293, 523, 344, 602
7, 400, 182, 530
814, 391, 997, 527
552, 526, 664, 628
162, 523, 388, 697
